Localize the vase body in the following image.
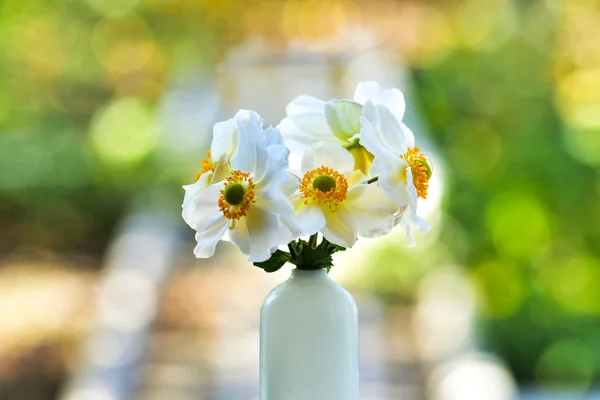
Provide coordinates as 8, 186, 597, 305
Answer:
259, 268, 359, 400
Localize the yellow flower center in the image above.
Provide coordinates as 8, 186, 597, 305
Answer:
400, 147, 432, 199
218, 170, 256, 220
300, 166, 348, 210
195, 150, 216, 181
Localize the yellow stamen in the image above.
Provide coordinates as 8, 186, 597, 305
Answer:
218, 170, 256, 220
400, 147, 431, 199
195, 150, 216, 181
300, 166, 348, 210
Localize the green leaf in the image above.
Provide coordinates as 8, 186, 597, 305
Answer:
253, 250, 291, 273
295, 244, 334, 270
326, 243, 347, 254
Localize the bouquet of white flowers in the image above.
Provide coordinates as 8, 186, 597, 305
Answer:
182, 81, 432, 272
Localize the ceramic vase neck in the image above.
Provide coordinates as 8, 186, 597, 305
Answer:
290, 268, 329, 279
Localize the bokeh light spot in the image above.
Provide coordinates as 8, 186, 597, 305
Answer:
90, 97, 158, 167
92, 16, 155, 75
430, 355, 517, 400
558, 69, 600, 127
535, 340, 596, 391
539, 256, 600, 315
471, 260, 525, 318
454, 0, 502, 48
564, 126, 600, 168
486, 192, 551, 258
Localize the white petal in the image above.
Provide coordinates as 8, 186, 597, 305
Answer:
301, 143, 355, 173
193, 217, 230, 258
361, 101, 408, 156
230, 110, 264, 174
354, 81, 381, 104
286, 95, 326, 116
281, 172, 301, 197
286, 113, 330, 137
399, 122, 415, 149
231, 121, 292, 195
182, 175, 231, 258
277, 117, 313, 156
396, 211, 429, 247
278, 112, 340, 147
410, 211, 430, 234
377, 105, 410, 154
289, 191, 304, 211
378, 164, 410, 207
182, 177, 223, 232
343, 184, 397, 238
322, 209, 358, 248
360, 113, 401, 169
353, 81, 406, 124
230, 113, 291, 193
245, 205, 294, 262
395, 168, 430, 246
278, 113, 342, 152
397, 216, 416, 247
255, 142, 290, 192
295, 204, 327, 237
182, 171, 212, 212
345, 169, 368, 187
260, 193, 303, 238
210, 117, 238, 161
262, 124, 285, 147
227, 217, 250, 255
212, 154, 231, 183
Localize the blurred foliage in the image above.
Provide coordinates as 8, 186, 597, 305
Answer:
1, 0, 599, 390
0, 0, 250, 256
409, 0, 600, 389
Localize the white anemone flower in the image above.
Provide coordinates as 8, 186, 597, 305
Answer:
289, 143, 398, 248
359, 98, 431, 246
182, 111, 301, 262
278, 81, 416, 175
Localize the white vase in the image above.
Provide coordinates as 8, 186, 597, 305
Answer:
259, 268, 359, 400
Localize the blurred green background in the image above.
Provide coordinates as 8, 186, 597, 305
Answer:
1, 0, 599, 399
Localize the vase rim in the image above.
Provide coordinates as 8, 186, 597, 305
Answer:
291, 268, 329, 277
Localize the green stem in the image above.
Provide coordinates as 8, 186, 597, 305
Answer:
308, 233, 319, 249
365, 176, 379, 184
319, 237, 330, 250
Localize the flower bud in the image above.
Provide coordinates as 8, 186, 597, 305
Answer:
324, 100, 362, 142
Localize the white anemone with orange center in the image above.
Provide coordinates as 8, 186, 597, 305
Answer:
359, 97, 432, 246
289, 143, 398, 248
182, 111, 301, 262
